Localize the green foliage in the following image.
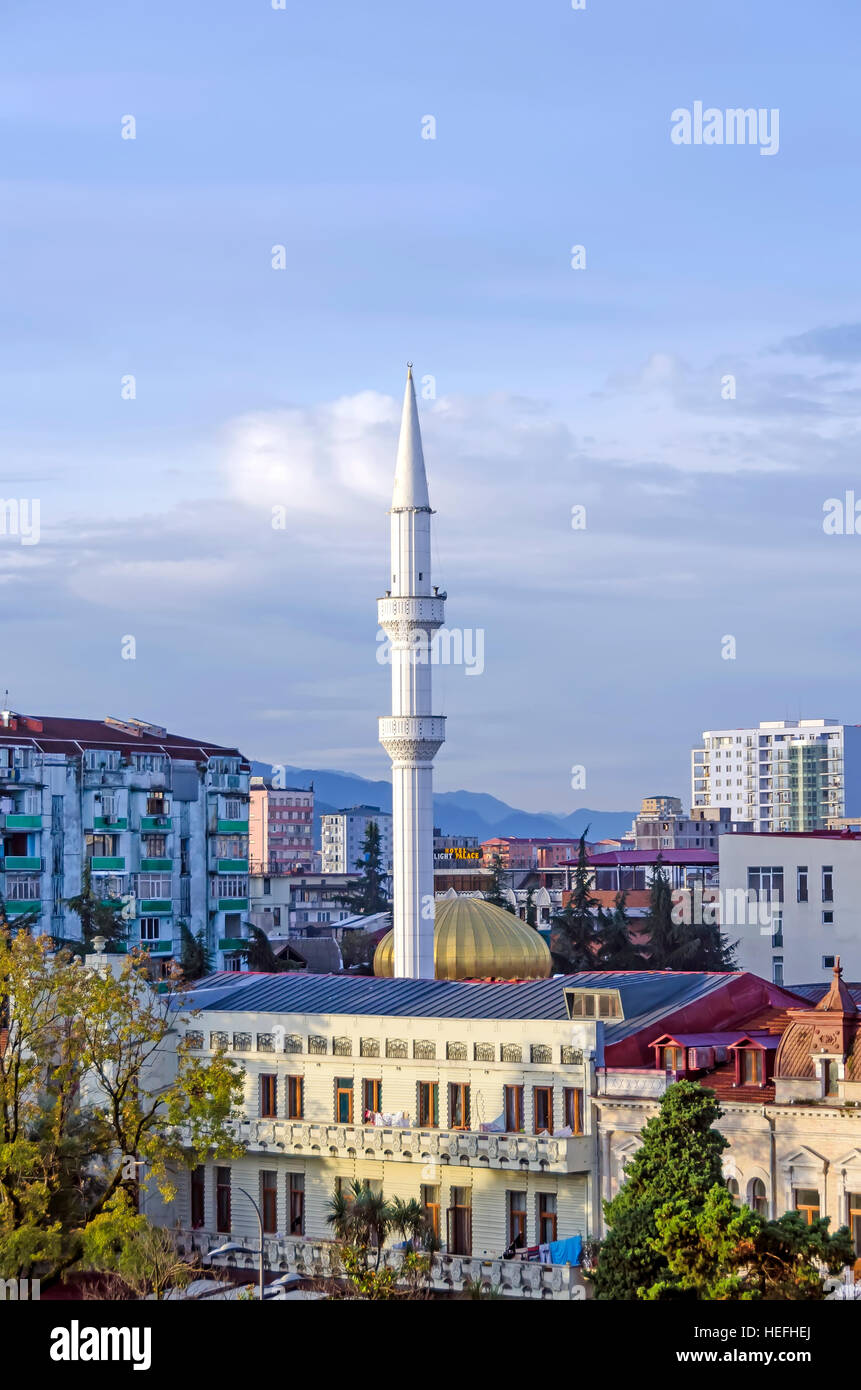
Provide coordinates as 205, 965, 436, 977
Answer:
340, 930, 375, 971
65, 864, 126, 950
342, 823, 390, 917
243, 925, 290, 973
593, 1080, 852, 1300
179, 922, 210, 981
594, 892, 648, 970
0, 927, 246, 1283
551, 832, 597, 971
645, 859, 738, 972
593, 1080, 727, 1299
325, 1182, 434, 1299
78, 1190, 199, 1299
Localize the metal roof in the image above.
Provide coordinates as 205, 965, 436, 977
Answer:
178, 968, 739, 1029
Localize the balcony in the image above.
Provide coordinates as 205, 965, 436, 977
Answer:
94, 816, 128, 831
176, 1230, 585, 1301
2, 813, 42, 830
138, 899, 172, 915
5, 901, 41, 916
218, 898, 248, 911
141, 815, 172, 831
140, 857, 172, 871
216, 819, 248, 835
90, 856, 125, 872
1, 856, 42, 871
218, 858, 248, 872
235, 1118, 591, 1174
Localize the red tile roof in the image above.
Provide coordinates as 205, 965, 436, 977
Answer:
0, 715, 247, 762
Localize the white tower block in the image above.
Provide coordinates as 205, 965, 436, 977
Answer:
378, 366, 446, 978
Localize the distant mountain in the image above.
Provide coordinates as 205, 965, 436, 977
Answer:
250, 762, 634, 846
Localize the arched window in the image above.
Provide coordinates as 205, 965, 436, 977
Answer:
749, 1178, 768, 1216
726, 1177, 740, 1204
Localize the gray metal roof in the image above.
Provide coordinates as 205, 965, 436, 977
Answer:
177, 968, 738, 1031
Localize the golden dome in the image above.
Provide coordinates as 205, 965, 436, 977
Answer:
373, 897, 552, 981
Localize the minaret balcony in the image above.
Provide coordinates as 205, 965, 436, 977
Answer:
377, 595, 446, 635
379, 716, 446, 761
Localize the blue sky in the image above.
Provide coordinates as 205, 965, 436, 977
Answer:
3, 0, 861, 812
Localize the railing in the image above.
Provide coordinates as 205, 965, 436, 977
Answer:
595, 1070, 670, 1099
175, 1229, 586, 1301
233, 1117, 591, 1173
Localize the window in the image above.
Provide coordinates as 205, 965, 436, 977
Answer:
660, 1045, 685, 1073
503, 1085, 524, 1133
750, 1179, 768, 1216
824, 1059, 840, 1096
214, 874, 248, 899
287, 1075, 304, 1117
261, 1170, 277, 1233
568, 990, 621, 1019
794, 1188, 820, 1225
822, 866, 834, 902
363, 1078, 381, 1117
823, 955, 836, 969
446, 1187, 471, 1255
335, 1078, 353, 1124
771, 911, 783, 948
139, 918, 160, 942
260, 1074, 277, 1118
563, 1087, 584, 1135
747, 866, 784, 902
86, 833, 118, 858
216, 1167, 231, 1233
537, 1192, 557, 1244
142, 834, 167, 858
448, 1083, 470, 1130
84, 749, 120, 771
533, 1086, 553, 1134
823, 911, 834, 925
848, 1193, 861, 1253
726, 1177, 740, 1203
797, 866, 808, 903
190, 1165, 205, 1229
421, 1184, 440, 1239
5, 873, 40, 901
741, 1049, 764, 1085
223, 798, 242, 820
418, 1081, 439, 1128
772, 957, 784, 986
288, 1174, 305, 1235
137, 873, 171, 898
145, 795, 169, 816
507, 1191, 527, 1245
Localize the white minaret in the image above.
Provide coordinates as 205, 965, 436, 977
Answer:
378, 365, 446, 978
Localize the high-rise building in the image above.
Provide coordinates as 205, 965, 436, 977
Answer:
320, 805, 392, 875
0, 711, 250, 970
691, 720, 861, 832
377, 366, 446, 978
249, 777, 314, 873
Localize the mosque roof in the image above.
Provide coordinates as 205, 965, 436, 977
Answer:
373, 897, 552, 981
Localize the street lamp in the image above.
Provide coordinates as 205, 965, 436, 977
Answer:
205, 1186, 266, 1301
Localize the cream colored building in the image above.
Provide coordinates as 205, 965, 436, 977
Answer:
166, 972, 600, 1272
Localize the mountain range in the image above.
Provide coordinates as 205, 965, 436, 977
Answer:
250, 762, 634, 846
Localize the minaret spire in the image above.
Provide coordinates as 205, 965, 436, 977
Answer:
378, 365, 445, 978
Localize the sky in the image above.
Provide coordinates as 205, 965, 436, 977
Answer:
3, 0, 861, 813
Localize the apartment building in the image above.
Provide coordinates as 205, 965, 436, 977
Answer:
249, 777, 314, 873
719, 829, 861, 984
0, 712, 250, 970
691, 719, 861, 831
248, 871, 359, 935
320, 806, 393, 875
481, 838, 582, 870
631, 798, 752, 851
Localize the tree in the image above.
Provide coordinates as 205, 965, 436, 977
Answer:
179, 922, 211, 982
0, 889, 39, 936
646, 859, 738, 972
484, 854, 515, 913
78, 1190, 201, 1299
646, 1185, 853, 1301
0, 927, 246, 1284
342, 823, 389, 917
243, 925, 290, 973
340, 930, 376, 972
592, 1079, 854, 1300
65, 863, 127, 952
594, 892, 648, 970
551, 832, 597, 971
592, 1080, 728, 1299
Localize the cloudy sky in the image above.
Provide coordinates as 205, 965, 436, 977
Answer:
2, 0, 861, 813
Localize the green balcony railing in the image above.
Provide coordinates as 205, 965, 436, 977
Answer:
140, 858, 172, 872
217, 858, 248, 873
90, 857, 125, 872
4, 814, 41, 830
216, 820, 248, 835
2, 856, 42, 871
217, 898, 248, 912
141, 816, 172, 832
218, 937, 247, 951
139, 899, 171, 915
94, 816, 128, 830
5, 901, 41, 915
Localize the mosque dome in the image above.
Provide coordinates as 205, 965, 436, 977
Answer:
373, 897, 552, 980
